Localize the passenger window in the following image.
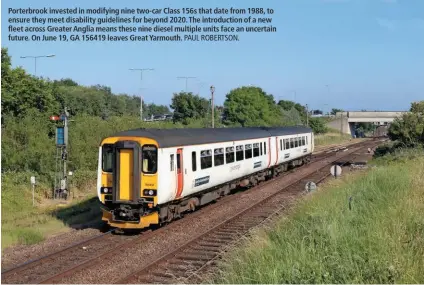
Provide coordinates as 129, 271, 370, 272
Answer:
302, 137, 306, 146
176, 154, 181, 173
306, 136, 308, 145
192, 151, 197, 172
226, 147, 235, 163
253, 143, 260, 157
170, 154, 174, 171
142, 145, 158, 174
245, 144, 253, 159
260, 142, 263, 155
290, 138, 294, 149
200, 150, 212, 169
264, 142, 267, 155
214, 148, 225, 166
280, 139, 283, 151
236, 145, 244, 161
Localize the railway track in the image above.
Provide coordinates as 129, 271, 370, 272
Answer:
1, 139, 382, 284
0, 229, 141, 284
116, 140, 381, 284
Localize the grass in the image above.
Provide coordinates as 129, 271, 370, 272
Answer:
314, 131, 357, 147
213, 148, 424, 284
1, 171, 100, 250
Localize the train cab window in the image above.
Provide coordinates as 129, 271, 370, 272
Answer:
260, 143, 263, 155
102, 144, 114, 172
245, 144, 253, 159
142, 145, 158, 174
226, 147, 235, 163
170, 154, 174, 171
192, 151, 197, 172
264, 142, 267, 155
214, 148, 225, 166
201, 150, 212, 169
280, 139, 283, 151
236, 145, 244, 161
290, 138, 294, 149
253, 143, 260, 157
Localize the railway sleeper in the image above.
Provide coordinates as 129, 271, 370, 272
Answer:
159, 262, 197, 272
168, 259, 205, 267
151, 271, 177, 279
175, 253, 214, 261
197, 241, 223, 247
183, 249, 217, 257
190, 245, 223, 252
207, 235, 234, 241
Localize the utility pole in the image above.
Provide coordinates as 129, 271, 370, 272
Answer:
20, 54, 55, 76
177, 76, 196, 92
306, 104, 309, 126
130, 68, 154, 120
210, 85, 215, 128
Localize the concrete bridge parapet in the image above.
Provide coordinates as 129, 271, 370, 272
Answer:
328, 111, 408, 137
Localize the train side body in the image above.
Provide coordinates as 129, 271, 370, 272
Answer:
97, 127, 314, 229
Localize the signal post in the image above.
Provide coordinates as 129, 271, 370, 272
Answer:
50, 107, 70, 200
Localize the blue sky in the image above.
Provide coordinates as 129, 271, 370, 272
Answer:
2, 0, 423, 112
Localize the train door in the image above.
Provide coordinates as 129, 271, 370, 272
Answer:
175, 148, 184, 199
112, 141, 140, 203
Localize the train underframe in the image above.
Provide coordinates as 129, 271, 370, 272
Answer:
101, 153, 312, 231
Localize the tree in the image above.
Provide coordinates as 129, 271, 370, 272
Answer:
309, 117, 328, 134
170, 92, 209, 124
410, 101, 424, 114
277, 100, 307, 123
331, 108, 343, 115
388, 101, 424, 146
223, 86, 283, 127
144, 103, 171, 118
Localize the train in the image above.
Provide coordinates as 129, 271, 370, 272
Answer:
97, 126, 314, 230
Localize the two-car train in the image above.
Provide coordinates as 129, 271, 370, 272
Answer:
97, 126, 314, 230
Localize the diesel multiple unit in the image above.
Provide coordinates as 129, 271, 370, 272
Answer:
98, 126, 314, 230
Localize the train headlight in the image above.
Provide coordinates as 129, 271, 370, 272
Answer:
143, 189, 156, 196
104, 188, 108, 193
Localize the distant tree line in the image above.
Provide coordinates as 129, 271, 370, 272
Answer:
1, 46, 332, 182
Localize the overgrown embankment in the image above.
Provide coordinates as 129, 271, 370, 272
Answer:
213, 149, 424, 284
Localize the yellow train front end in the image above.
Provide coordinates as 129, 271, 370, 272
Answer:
97, 136, 160, 229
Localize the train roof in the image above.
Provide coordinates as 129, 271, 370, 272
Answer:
107, 126, 312, 148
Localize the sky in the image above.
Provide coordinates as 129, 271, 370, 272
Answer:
1, 0, 424, 112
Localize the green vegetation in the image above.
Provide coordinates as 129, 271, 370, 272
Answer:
314, 131, 353, 147
388, 101, 424, 147
0, 46, 338, 249
213, 149, 424, 284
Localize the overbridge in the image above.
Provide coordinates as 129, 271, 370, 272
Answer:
327, 111, 408, 137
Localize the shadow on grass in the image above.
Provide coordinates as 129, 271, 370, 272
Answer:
50, 197, 109, 232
